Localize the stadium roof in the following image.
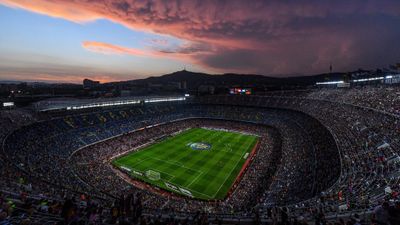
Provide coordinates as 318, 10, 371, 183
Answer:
33, 95, 187, 112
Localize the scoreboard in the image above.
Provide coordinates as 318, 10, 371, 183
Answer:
229, 88, 252, 95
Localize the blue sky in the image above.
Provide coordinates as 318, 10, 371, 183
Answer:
0, 4, 200, 83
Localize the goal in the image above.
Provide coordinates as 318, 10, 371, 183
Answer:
145, 170, 161, 181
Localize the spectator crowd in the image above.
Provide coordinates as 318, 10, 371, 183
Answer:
0, 86, 399, 224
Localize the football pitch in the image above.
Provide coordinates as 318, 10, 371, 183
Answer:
112, 127, 259, 200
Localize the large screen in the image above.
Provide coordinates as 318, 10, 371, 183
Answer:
229, 88, 252, 95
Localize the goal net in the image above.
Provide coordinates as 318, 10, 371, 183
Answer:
145, 170, 161, 181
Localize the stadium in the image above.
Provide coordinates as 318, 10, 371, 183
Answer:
1, 1, 400, 224
1, 83, 400, 224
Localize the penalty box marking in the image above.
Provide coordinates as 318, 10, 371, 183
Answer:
143, 158, 213, 198
142, 168, 212, 199
119, 130, 255, 199
129, 157, 204, 185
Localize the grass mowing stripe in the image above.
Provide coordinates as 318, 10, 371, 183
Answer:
162, 131, 214, 187
113, 128, 259, 200
176, 129, 229, 188
126, 128, 200, 159
213, 136, 256, 198
131, 128, 201, 159
131, 128, 213, 189
202, 134, 249, 198
196, 131, 244, 197
122, 129, 202, 169
168, 131, 247, 198
212, 136, 255, 196
153, 129, 212, 179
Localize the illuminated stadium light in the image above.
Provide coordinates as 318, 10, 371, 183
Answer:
352, 76, 384, 82
317, 76, 395, 85
2, 102, 14, 107
316, 81, 344, 85
144, 97, 186, 103
69, 100, 141, 110
36, 95, 187, 112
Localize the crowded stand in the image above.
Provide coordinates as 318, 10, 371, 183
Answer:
262, 85, 400, 117
0, 86, 399, 224
71, 118, 281, 214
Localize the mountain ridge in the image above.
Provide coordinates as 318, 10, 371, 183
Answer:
104, 69, 348, 88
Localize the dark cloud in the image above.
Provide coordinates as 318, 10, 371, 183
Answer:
2, 0, 400, 75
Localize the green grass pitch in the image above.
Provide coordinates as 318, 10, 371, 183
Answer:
112, 127, 259, 200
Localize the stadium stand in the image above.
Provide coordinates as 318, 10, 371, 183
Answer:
1, 87, 399, 224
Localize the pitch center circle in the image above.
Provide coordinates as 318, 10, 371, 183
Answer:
189, 142, 212, 151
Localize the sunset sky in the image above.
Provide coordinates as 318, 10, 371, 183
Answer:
0, 0, 399, 83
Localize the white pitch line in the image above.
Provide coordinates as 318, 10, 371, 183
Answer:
147, 168, 176, 181
151, 157, 202, 174
153, 157, 184, 166
123, 130, 255, 199
162, 173, 213, 199
212, 139, 254, 198
130, 157, 151, 168
188, 188, 213, 198
219, 148, 243, 156
212, 152, 244, 198
186, 171, 203, 188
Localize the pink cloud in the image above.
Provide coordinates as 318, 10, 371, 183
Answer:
82, 41, 149, 56
0, 0, 101, 23
147, 38, 169, 47
81, 40, 217, 72
2, 0, 400, 75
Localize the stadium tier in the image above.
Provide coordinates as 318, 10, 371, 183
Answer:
0, 86, 399, 224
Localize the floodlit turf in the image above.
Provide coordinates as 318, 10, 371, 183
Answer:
112, 128, 258, 200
